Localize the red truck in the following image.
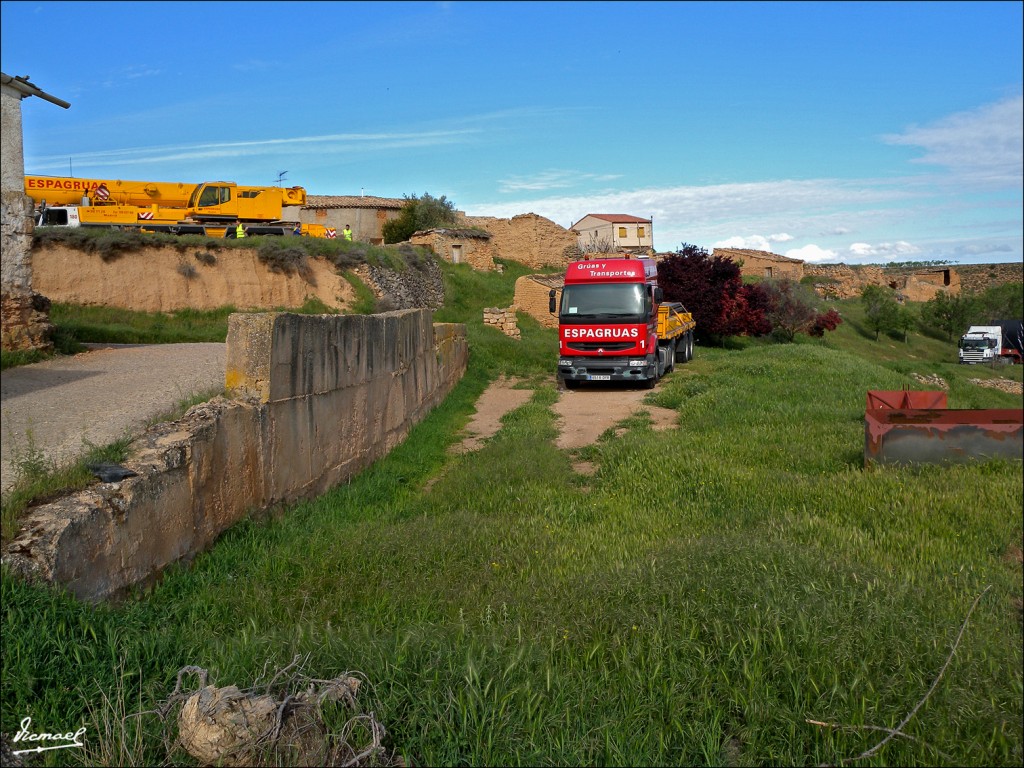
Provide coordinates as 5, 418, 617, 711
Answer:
549, 255, 696, 389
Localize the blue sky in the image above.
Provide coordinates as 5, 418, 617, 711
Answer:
2, 0, 1021, 265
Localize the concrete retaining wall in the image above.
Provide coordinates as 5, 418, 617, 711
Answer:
2, 309, 467, 601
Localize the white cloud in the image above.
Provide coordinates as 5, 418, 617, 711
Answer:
32, 129, 480, 172
785, 244, 839, 263
952, 242, 1014, 257
497, 169, 621, 193
712, 233, 793, 251
848, 241, 919, 259
882, 94, 1024, 186
465, 178, 913, 236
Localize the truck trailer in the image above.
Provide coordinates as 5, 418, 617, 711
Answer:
958, 321, 1024, 365
25, 175, 327, 238
549, 255, 696, 389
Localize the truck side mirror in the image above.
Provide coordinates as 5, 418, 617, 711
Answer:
653, 287, 664, 304
549, 289, 556, 314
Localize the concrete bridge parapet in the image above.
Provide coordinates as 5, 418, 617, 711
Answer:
2, 309, 468, 601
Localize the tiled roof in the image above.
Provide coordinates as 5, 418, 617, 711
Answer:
712, 247, 804, 265
303, 195, 406, 210
584, 214, 651, 224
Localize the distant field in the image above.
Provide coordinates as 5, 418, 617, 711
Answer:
1, 261, 1021, 766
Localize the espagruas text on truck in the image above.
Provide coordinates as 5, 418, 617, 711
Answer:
549, 255, 696, 389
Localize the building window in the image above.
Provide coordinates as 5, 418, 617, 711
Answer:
618, 227, 627, 238
637, 227, 645, 238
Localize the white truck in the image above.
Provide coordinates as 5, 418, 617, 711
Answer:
958, 322, 1024, 365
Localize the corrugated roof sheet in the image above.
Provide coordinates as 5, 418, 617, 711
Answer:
304, 195, 406, 210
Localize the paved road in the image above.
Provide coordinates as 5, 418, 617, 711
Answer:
1, 343, 226, 493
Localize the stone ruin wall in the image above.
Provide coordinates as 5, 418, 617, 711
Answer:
1, 81, 54, 352
459, 212, 576, 270
513, 274, 562, 329
954, 262, 1024, 295
409, 230, 497, 271
803, 264, 956, 301
803, 262, 1021, 302
1, 193, 55, 351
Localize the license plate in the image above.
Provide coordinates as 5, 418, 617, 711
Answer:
589, 375, 611, 381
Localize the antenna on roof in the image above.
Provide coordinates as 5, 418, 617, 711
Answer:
275, 170, 288, 186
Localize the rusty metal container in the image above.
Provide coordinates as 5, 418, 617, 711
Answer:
864, 390, 1023, 467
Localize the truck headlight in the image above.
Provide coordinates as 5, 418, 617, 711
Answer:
559, 359, 572, 367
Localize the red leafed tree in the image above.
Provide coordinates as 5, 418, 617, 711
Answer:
809, 308, 842, 337
658, 244, 770, 342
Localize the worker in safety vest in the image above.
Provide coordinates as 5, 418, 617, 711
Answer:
235, 220, 247, 238
343, 224, 353, 241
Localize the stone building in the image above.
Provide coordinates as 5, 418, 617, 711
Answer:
1, 73, 68, 352
287, 194, 405, 244
570, 213, 653, 254
713, 248, 805, 280
409, 228, 496, 270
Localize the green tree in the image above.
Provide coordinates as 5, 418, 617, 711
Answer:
920, 292, 978, 341
892, 303, 917, 343
382, 193, 459, 244
977, 282, 1024, 323
859, 285, 899, 341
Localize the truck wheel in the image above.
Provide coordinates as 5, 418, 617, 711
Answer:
685, 332, 694, 362
666, 341, 676, 372
564, 378, 579, 390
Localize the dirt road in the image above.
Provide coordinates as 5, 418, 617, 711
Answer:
454, 376, 678, 468
2, 351, 675, 496
1, 343, 225, 493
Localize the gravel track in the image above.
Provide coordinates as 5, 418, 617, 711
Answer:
2, 350, 679, 495
1, 343, 226, 493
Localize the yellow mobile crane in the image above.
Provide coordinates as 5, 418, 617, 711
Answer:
25, 175, 328, 237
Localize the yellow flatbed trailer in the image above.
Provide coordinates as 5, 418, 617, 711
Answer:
658, 301, 696, 340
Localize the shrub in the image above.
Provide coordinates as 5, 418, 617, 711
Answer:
176, 259, 198, 280
759, 278, 836, 342
255, 240, 311, 278
381, 193, 459, 244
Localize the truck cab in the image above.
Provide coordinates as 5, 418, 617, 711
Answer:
959, 325, 1002, 364
550, 256, 694, 389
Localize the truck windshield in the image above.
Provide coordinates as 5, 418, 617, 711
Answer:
560, 284, 647, 320
960, 338, 995, 349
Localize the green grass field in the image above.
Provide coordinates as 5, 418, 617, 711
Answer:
1, 262, 1021, 766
